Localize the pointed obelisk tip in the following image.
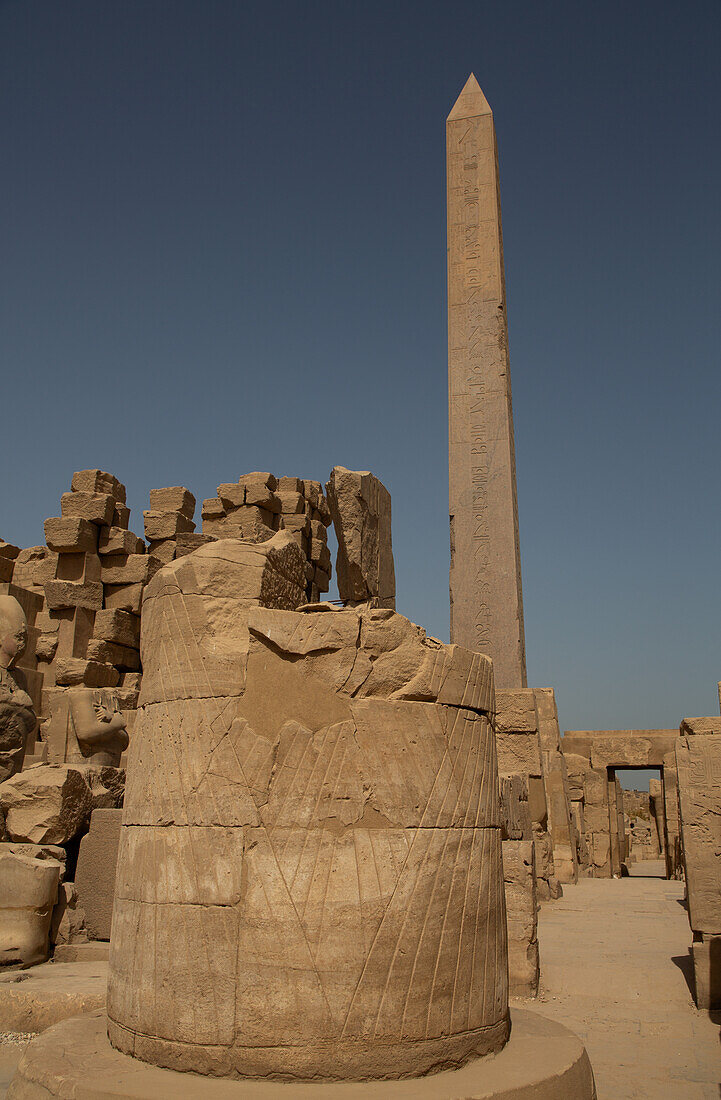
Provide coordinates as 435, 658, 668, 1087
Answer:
447, 73, 493, 121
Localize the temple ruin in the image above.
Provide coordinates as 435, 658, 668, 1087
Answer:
1, 70, 718, 1099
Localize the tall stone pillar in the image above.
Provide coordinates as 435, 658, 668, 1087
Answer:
447, 74, 526, 688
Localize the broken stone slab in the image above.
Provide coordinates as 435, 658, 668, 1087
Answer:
326, 466, 395, 607
0, 847, 62, 967
0, 763, 124, 844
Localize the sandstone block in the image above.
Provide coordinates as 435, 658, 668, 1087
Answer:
280, 512, 311, 534
680, 717, 721, 737
326, 466, 395, 606
75, 807, 122, 940
54, 659, 120, 688
12, 546, 57, 590
148, 487, 196, 518
276, 489, 305, 514
103, 584, 144, 614
50, 880, 88, 947
175, 533, 217, 558
147, 540, 176, 564
71, 470, 126, 502
309, 539, 331, 573
93, 610, 140, 649
314, 566, 330, 593
0, 848, 61, 966
45, 580, 103, 611
202, 497, 226, 519
0, 556, 13, 583
87, 639, 141, 671
0, 764, 94, 844
277, 476, 304, 493
503, 840, 539, 998
676, 735, 721, 935
98, 528, 145, 556
113, 504, 131, 529
61, 491, 115, 527
143, 511, 196, 541
55, 550, 101, 584
0, 542, 21, 560
217, 483, 246, 509
44, 517, 97, 554
495, 689, 538, 733
100, 555, 161, 586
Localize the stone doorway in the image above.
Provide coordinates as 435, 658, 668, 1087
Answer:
609, 766, 669, 878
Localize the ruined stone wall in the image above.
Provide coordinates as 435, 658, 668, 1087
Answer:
202, 472, 332, 604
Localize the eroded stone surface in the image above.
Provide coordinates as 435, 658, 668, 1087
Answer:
108, 546, 508, 1081
325, 467, 395, 607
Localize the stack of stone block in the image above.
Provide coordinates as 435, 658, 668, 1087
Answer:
143, 487, 209, 564
201, 472, 332, 602
494, 688, 561, 900
35, 471, 155, 733
562, 752, 612, 877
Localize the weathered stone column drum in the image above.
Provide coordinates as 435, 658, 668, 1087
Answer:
107, 537, 509, 1081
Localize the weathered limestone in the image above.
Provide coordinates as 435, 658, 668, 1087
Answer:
0, 595, 36, 782
676, 725, 721, 1009
107, 541, 509, 1081
325, 466, 395, 608
447, 75, 525, 688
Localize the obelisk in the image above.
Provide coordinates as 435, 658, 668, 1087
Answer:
447, 73, 527, 688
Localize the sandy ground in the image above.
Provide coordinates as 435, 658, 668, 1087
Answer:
1, 863, 718, 1097
534, 862, 720, 1099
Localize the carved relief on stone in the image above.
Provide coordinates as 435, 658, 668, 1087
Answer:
107, 539, 509, 1081
0, 595, 36, 783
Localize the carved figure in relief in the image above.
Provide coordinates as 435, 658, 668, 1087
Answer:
0, 595, 36, 782
68, 689, 129, 767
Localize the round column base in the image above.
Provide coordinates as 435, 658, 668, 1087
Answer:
8, 1009, 595, 1100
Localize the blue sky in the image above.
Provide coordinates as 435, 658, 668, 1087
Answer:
2, 0, 719, 738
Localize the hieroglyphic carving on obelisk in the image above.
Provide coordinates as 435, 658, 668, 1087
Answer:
447, 74, 526, 688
